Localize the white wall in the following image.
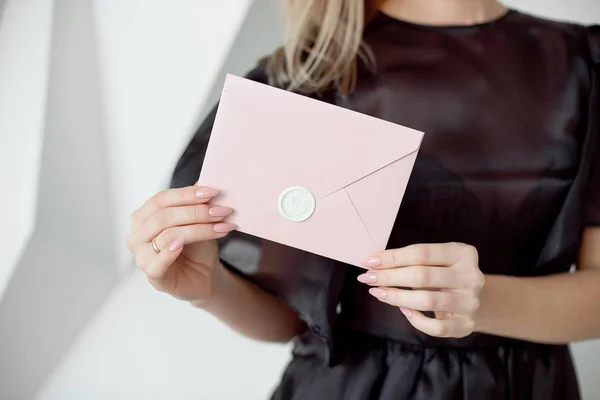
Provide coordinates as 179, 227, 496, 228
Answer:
1, 0, 271, 398
3, 0, 597, 399
0, 0, 120, 398
34, 271, 292, 400
32, 1, 287, 399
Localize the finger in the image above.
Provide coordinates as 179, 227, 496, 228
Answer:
375, 243, 463, 268
357, 266, 458, 289
138, 204, 232, 244
368, 288, 477, 314
131, 186, 219, 229
135, 240, 182, 285
400, 309, 472, 338
144, 240, 184, 284
134, 246, 156, 272
152, 223, 236, 252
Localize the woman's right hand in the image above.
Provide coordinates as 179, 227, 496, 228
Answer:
126, 185, 236, 305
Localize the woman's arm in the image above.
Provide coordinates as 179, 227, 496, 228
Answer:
475, 227, 600, 343
193, 261, 305, 343
357, 231, 600, 342
127, 183, 304, 344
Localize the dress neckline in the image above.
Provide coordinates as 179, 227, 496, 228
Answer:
375, 9, 516, 31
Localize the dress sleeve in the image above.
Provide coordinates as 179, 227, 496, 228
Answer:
169, 64, 347, 346
584, 25, 600, 227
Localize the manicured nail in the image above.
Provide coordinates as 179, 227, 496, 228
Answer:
368, 288, 387, 299
208, 206, 233, 217
214, 223, 236, 233
361, 256, 382, 268
169, 240, 184, 252
195, 187, 219, 199
400, 308, 413, 318
357, 272, 377, 284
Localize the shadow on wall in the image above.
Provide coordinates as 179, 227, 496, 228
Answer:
0, 0, 7, 23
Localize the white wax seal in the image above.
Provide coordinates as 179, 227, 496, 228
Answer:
278, 186, 316, 222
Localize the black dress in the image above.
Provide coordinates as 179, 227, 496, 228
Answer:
171, 10, 600, 400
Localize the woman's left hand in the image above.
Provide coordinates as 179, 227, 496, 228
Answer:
358, 243, 485, 338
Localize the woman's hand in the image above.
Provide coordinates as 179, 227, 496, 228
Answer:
358, 243, 485, 338
126, 185, 236, 305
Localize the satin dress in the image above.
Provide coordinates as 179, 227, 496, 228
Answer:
171, 10, 600, 400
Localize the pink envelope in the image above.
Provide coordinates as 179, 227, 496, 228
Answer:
198, 74, 424, 267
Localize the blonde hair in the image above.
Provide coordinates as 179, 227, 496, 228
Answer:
265, 0, 384, 95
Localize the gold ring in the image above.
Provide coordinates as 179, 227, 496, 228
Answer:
151, 237, 160, 254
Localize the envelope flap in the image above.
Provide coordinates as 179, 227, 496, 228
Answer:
201, 75, 424, 200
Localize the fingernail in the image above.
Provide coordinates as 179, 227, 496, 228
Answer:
400, 307, 413, 318
361, 256, 382, 268
195, 187, 219, 199
357, 272, 377, 284
368, 288, 387, 299
169, 240, 184, 252
208, 206, 233, 217
214, 223, 236, 233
